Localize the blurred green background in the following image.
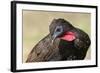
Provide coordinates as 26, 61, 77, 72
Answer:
23, 10, 91, 63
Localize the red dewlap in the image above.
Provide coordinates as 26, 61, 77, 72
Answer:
60, 32, 76, 41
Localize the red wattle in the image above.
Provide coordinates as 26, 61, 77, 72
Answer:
60, 32, 76, 41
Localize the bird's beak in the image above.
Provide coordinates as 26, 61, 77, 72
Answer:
52, 33, 58, 44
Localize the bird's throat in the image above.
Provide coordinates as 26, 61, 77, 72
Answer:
60, 32, 76, 41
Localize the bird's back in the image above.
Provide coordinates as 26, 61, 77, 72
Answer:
26, 34, 61, 62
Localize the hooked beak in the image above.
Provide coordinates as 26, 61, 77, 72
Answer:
51, 33, 58, 44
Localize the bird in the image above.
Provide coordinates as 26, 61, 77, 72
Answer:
26, 18, 91, 62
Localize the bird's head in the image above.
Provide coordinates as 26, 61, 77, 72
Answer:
49, 18, 76, 43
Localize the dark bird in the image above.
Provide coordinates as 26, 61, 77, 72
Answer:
26, 18, 91, 62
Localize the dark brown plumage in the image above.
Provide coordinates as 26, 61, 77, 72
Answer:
26, 34, 61, 62
26, 18, 91, 62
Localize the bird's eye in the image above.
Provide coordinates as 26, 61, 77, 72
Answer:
56, 28, 61, 32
